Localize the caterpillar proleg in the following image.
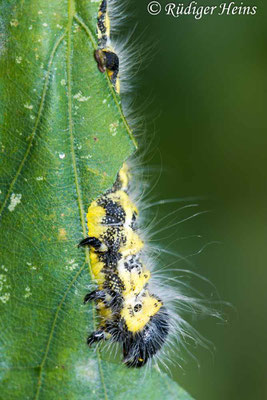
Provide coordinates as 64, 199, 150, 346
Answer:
79, 0, 219, 369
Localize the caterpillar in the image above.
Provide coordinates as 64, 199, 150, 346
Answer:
79, 0, 219, 368
94, 0, 120, 93
79, 164, 169, 368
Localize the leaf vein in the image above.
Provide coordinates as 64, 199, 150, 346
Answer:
34, 263, 86, 400
0, 33, 66, 220
67, 4, 108, 399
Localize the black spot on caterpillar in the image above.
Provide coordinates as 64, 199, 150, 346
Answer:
80, 164, 169, 368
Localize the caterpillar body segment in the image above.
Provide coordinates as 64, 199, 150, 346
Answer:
95, 0, 120, 94
97, 0, 110, 48
80, 164, 169, 367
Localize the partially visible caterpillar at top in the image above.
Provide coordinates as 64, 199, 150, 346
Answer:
94, 0, 120, 93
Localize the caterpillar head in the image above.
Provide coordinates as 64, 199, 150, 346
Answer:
122, 306, 169, 368
121, 290, 169, 367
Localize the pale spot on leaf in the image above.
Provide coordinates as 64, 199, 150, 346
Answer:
8, 193, 22, 212
24, 103, 33, 110
73, 91, 91, 102
109, 121, 119, 136
10, 19, 19, 27
58, 228, 67, 241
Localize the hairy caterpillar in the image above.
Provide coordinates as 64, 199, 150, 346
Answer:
94, 0, 120, 93
79, 0, 219, 368
79, 164, 169, 368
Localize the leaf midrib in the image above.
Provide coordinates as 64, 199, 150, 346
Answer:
34, 1, 108, 399
65, 3, 108, 398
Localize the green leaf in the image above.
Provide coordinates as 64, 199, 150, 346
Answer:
0, 1, 194, 399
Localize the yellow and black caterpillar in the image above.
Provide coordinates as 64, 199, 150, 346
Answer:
79, 165, 169, 367
94, 0, 120, 93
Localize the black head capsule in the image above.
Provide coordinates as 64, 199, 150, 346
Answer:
94, 49, 119, 74
122, 307, 169, 368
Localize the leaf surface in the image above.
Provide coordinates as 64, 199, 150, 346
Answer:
0, 1, 194, 399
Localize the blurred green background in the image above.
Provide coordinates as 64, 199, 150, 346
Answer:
121, 1, 267, 399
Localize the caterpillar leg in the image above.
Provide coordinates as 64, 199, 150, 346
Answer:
87, 330, 108, 346
78, 236, 102, 249
84, 290, 106, 304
